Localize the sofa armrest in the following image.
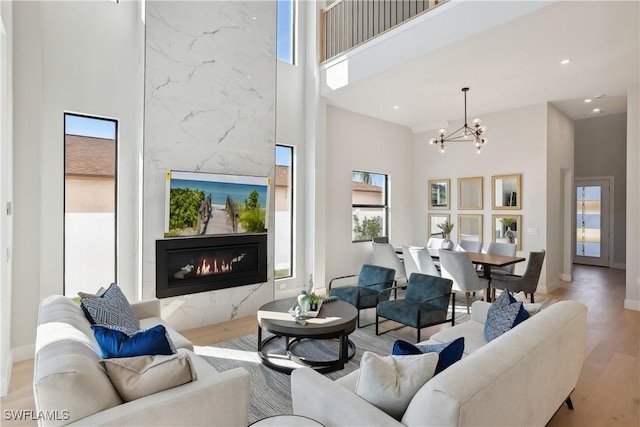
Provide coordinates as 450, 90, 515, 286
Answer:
130, 299, 161, 320
291, 367, 403, 427
67, 367, 250, 427
470, 301, 491, 324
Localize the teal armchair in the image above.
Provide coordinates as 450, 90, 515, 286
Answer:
329, 264, 395, 327
376, 273, 454, 342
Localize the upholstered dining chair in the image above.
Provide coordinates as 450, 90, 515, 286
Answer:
439, 250, 489, 313
456, 240, 483, 253
491, 250, 546, 303
402, 246, 440, 278
329, 264, 395, 328
486, 242, 517, 274
376, 273, 454, 342
426, 237, 444, 249
372, 242, 407, 283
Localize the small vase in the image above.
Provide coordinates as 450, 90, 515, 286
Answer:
505, 228, 515, 244
441, 234, 455, 250
297, 291, 310, 314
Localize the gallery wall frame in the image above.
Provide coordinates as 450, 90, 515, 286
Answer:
458, 176, 483, 210
428, 213, 450, 238
428, 179, 450, 209
492, 214, 522, 250
492, 174, 521, 210
458, 214, 483, 244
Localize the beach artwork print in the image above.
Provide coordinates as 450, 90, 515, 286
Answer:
165, 170, 269, 237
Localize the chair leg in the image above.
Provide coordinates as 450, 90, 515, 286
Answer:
530, 293, 535, 303
375, 313, 379, 336
416, 327, 420, 343
357, 310, 361, 328
565, 396, 574, 410
465, 292, 470, 314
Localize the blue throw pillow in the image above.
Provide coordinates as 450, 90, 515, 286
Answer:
392, 337, 465, 375
484, 289, 530, 342
92, 324, 175, 359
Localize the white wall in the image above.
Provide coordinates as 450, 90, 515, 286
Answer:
626, 84, 640, 311
413, 104, 548, 280
546, 104, 574, 291
574, 113, 627, 269
274, 0, 309, 295
323, 106, 414, 283
143, 1, 276, 330
0, 0, 13, 397
11, 1, 145, 360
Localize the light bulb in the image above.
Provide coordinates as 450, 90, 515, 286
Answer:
476, 147, 482, 154
439, 129, 446, 136
482, 138, 487, 145
440, 146, 445, 154
473, 118, 481, 126
429, 138, 436, 145
479, 125, 487, 134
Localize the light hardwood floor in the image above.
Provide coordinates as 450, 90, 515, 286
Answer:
2, 265, 638, 426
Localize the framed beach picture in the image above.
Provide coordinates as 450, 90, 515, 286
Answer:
165, 170, 269, 237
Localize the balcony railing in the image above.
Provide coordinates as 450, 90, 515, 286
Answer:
321, 0, 448, 62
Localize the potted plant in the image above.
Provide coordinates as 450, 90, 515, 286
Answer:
309, 292, 320, 312
437, 220, 455, 250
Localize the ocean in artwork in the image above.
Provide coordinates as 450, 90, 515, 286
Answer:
170, 178, 268, 207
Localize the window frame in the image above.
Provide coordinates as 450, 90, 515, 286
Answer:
274, 144, 294, 280
351, 170, 389, 243
276, 0, 296, 65
63, 112, 118, 296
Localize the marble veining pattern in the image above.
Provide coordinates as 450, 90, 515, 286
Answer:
143, 1, 276, 330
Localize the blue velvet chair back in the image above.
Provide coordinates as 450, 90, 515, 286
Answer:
357, 264, 395, 294
405, 273, 453, 311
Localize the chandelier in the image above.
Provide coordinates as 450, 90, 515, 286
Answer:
429, 87, 487, 154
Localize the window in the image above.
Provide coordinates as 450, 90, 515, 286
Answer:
275, 145, 293, 278
277, 0, 295, 64
64, 113, 117, 296
352, 171, 388, 242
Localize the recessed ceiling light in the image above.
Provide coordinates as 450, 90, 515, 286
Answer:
584, 99, 592, 103
593, 108, 601, 113
560, 59, 571, 65
594, 95, 604, 99
393, 105, 400, 110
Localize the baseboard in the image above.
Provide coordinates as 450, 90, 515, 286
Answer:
1, 351, 12, 397
12, 343, 35, 363
560, 273, 572, 282
611, 262, 626, 270
539, 279, 560, 295
624, 298, 640, 311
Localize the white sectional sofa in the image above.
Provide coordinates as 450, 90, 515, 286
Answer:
34, 295, 250, 427
292, 300, 588, 427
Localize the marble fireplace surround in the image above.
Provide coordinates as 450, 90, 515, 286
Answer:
143, 1, 276, 331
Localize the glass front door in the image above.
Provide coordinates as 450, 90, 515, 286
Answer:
575, 179, 610, 267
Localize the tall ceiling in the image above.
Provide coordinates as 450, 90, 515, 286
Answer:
320, 1, 640, 133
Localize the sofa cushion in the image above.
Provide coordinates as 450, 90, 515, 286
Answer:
81, 283, 140, 334
354, 351, 438, 420
392, 337, 464, 375
100, 353, 197, 402
484, 289, 530, 342
428, 319, 487, 355
92, 324, 176, 359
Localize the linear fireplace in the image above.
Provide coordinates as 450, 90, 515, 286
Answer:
156, 233, 267, 298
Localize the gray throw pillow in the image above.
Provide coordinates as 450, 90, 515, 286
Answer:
81, 283, 140, 335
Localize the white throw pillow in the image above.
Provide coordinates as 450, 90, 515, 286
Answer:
354, 351, 438, 420
100, 353, 197, 402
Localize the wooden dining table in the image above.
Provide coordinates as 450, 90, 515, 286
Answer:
396, 247, 526, 302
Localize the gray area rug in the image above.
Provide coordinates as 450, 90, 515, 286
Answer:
197, 293, 555, 424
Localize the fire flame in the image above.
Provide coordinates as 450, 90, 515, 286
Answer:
196, 254, 245, 276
